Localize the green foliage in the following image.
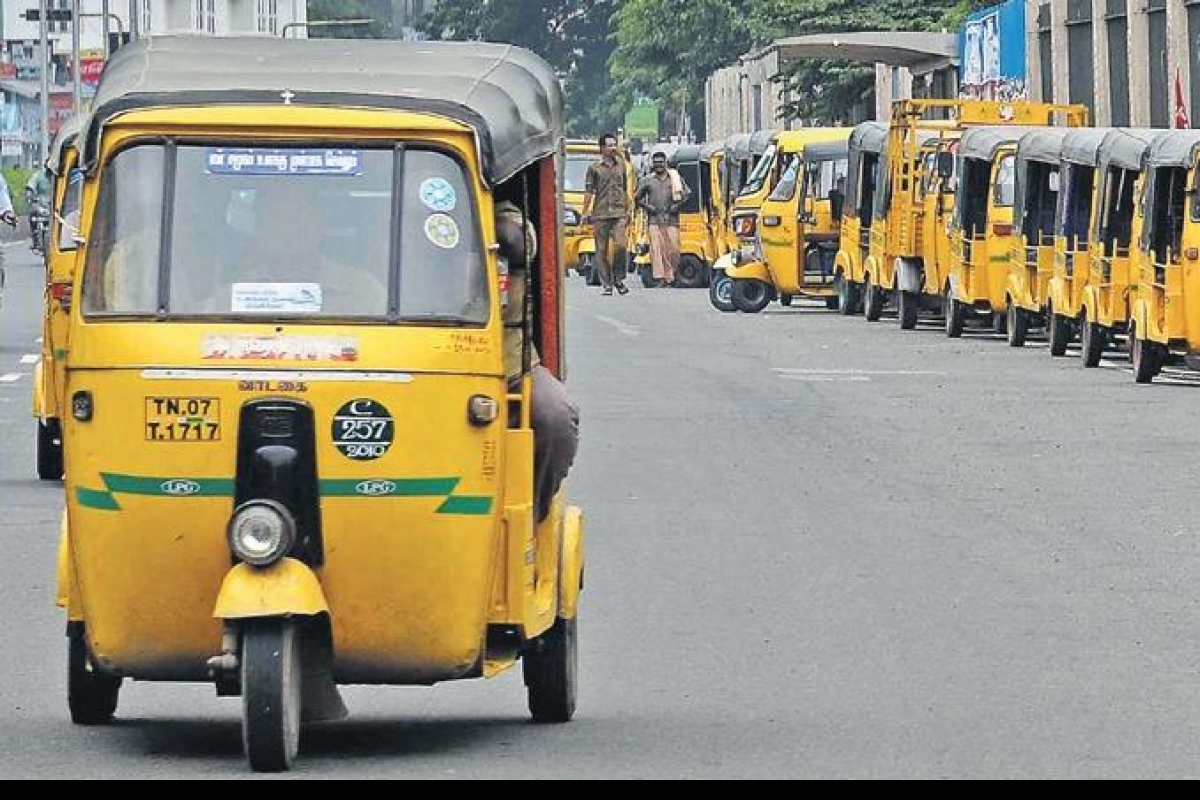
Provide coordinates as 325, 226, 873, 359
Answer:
418, 1, 619, 136
4, 168, 32, 215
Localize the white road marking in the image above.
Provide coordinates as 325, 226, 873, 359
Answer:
592, 313, 641, 338
779, 375, 872, 383
0, 373, 22, 383
19, 354, 39, 365
773, 368, 947, 377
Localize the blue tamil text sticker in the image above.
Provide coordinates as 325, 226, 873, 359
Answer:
206, 148, 363, 177
419, 177, 458, 212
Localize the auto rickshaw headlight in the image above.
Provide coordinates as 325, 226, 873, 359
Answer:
563, 208, 581, 228
227, 500, 296, 568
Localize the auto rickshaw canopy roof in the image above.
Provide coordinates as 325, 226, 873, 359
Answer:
1017, 128, 1072, 166
80, 35, 564, 185
1060, 128, 1111, 167
668, 144, 705, 166
1099, 128, 1161, 171
849, 121, 888, 156
700, 141, 724, 161
46, 115, 84, 175
803, 140, 850, 162
958, 126, 1042, 162
1145, 130, 1200, 169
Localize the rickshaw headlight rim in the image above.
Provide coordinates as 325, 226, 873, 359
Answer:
227, 500, 296, 568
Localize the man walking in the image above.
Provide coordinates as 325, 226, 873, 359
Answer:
635, 151, 691, 287
582, 133, 630, 296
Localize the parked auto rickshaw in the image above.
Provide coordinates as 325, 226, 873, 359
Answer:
56, 37, 585, 772
1005, 127, 1072, 346
1079, 129, 1158, 366
709, 131, 775, 311
34, 116, 84, 481
834, 121, 888, 315
728, 139, 849, 312
945, 127, 1033, 336
1128, 130, 1200, 382
563, 139, 599, 277
1046, 128, 1109, 357
664, 144, 715, 288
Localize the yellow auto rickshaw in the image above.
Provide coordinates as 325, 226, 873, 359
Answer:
665, 144, 717, 288
1078, 129, 1158, 366
56, 36, 584, 772
1128, 130, 1200, 382
709, 131, 775, 311
564, 139, 599, 277
1005, 127, 1072, 346
33, 116, 84, 480
834, 121, 888, 315
729, 139, 849, 312
1046, 128, 1109, 357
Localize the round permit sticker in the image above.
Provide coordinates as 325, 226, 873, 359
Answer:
332, 399, 394, 461
419, 178, 458, 213
425, 214, 461, 250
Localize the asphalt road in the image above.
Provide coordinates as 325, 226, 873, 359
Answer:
5, 247, 1200, 778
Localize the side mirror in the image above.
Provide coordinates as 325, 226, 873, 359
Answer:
1048, 171, 1061, 194
937, 152, 955, 179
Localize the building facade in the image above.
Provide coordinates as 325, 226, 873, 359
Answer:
1027, 0, 1197, 127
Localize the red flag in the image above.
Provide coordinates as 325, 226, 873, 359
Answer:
1174, 70, 1191, 129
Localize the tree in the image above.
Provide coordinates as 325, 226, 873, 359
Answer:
307, 0, 395, 39
419, 1, 619, 136
608, 0, 755, 138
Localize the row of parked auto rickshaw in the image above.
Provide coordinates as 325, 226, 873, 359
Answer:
716, 98, 1200, 384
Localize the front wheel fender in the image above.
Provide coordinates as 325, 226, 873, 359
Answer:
213, 559, 329, 621
558, 506, 585, 620
725, 259, 771, 282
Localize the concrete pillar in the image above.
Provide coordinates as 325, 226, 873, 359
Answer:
1128, 2, 1151, 126
1051, 0, 1069, 105
1093, 0, 1111, 125
1167, 0, 1189, 125
1027, 0, 1044, 102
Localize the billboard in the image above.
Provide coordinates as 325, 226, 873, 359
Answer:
960, 0, 1027, 100
624, 100, 659, 143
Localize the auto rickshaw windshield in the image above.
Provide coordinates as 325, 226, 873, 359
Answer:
807, 156, 849, 200
740, 142, 779, 197
81, 143, 488, 324
564, 154, 591, 193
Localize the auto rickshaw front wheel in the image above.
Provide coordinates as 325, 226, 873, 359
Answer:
945, 293, 966, 338
1131, 328, 1166, 384
898, 290, 920, 330
1047, 306, 1073, 356
242, 619, 302, 772
524, 616, 578, 723
731, 279, 772, 314
709, 271, 735, 313
1006, 303, 1029, 348
675, 255, 707, 289
68, 623, 121, 726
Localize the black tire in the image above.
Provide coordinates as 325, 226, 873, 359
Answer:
676, 255, 706, 289
1081, 320, 1106, 368
585, 262, 601, 286
863, 279, 884, 322
837, 275, 860, 316
1047, 306, 1072, 356
1131, 327, 1164, 384
709, 270, 735, 313
577, 254, 594, 280
68, 624, 121, 726
639, 264, 656, 288
242, 620, 302, 773
898, 290, 920, 330
824, 295, 840, 311
37, 419, 63, 481
1007, 303, 1028, 347
731, 279, 772, 314
945, 292, 965, 338
780, 293, 793, 307
991, 309, 1008, 335
525, 616, 578, 724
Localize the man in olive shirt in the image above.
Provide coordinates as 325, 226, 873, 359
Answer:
635, 151, 691, 287
582, 132, 630, 296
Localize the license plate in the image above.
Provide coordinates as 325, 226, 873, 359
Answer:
145, 397, 221, 442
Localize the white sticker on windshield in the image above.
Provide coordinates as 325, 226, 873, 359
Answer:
231, 283, 323, 314
424, 214, 461, 249
419, 178, 458, 212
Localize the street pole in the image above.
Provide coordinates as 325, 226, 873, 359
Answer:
103, 0, 112, 58
38, 0, 49, 165
129, 0, 139, 40
71, 0, 82, 117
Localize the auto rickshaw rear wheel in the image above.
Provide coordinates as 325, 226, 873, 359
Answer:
898, 290, 920, 330
945, 293, 966, 338
836, 275, 859, 316
242, 619, 302, 773
1081, 320, 1106, 368
863, 280, 884, 322
1131, 328, 1165, 384
37, 419, 63, 481
1006, 303, 1028, 348
780, 293, 793, 307
68, 624, 121, 726
824, 295, 840, 311
731, 279, 772, 314
709, 271, 735, 313
1047, 306, 1072, 356
675, 255, 707, 289
524, 616, 577, 724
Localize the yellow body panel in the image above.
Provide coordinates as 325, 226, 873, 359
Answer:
63, 106, 576, 687
213, 559, 330, 619
950, 148, 1018, 311
1009, 236, 1056, 313
35, 148, 81, 425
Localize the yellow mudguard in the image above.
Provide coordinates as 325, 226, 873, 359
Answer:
578, 237, 596, 256
559, 505, 585, 619
726, 259, 771, 282
213, 558, 329, 620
